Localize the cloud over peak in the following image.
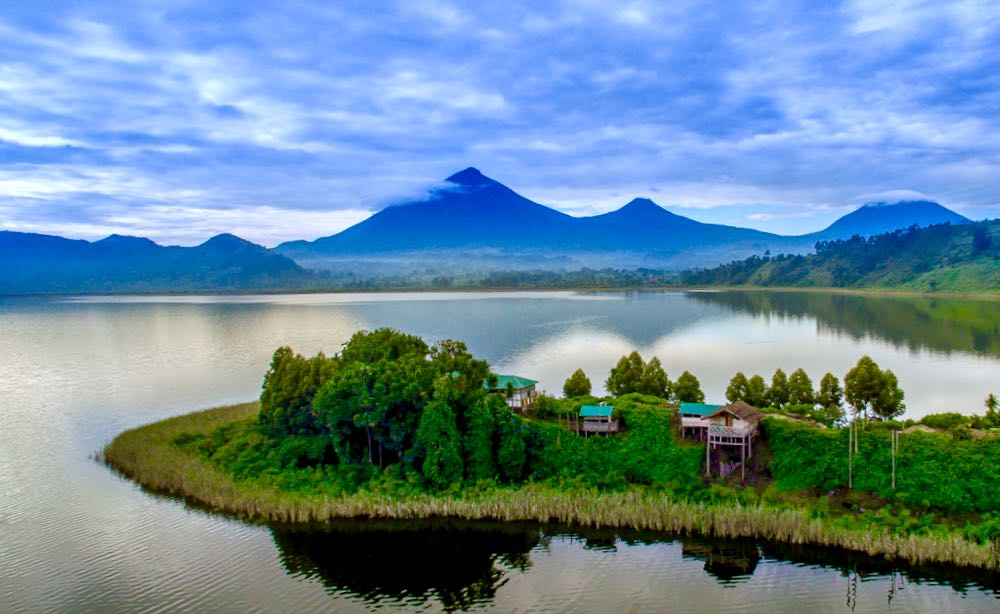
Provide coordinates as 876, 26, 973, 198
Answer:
1, 1, 998, 244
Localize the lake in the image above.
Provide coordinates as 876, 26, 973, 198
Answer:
1, 289, 998, 611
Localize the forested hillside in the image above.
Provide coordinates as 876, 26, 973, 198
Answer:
682, 220, 1000, 292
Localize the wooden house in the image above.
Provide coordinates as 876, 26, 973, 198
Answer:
486, 375, 538, 412
578, 405, 619, 435
702, 401, 761, 480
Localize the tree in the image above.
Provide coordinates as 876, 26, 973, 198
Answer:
639, 357, 672, 399
766, 368, 790, 409
563, 368, 592, 397
495, 408, 526, 482
983, 393, 1000, 428
844, 356, 905, 420
463, 395, 497, 482
871, 368, 905, 420
259, 346, 335, 438
816, 373, 843, 410
415, 393, 463, 489
674, 371, 705, 403
725, 372, 750, 403
787, 368, 814, 406
606, 351, 644, 396
746, 375, 768, 407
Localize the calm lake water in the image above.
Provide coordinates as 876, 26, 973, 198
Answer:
1, 290, 998, 612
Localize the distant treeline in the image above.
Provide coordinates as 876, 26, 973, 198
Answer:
681, 220, 1000, 291
326, 268, 680, 290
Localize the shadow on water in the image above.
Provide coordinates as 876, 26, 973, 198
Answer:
270, 519, 544, 611
268, 519, 999, 610
687, 290, 1000, 357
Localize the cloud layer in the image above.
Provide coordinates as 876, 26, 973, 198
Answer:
2, 1, 999, 244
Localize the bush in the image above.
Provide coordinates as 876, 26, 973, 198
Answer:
920, 412, 970, 430
763, 417, 1000, 513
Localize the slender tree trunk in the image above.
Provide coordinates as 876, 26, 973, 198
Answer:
366, 428, 373, 464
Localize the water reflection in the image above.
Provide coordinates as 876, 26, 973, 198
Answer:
269, 520, 998, 611
271, 520, 542, 611
689, 290, 1000, 358
681, 537, 761, 584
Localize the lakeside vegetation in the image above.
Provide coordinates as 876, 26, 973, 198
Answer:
103, 328, 1000, 570
682, 219, 1000, 293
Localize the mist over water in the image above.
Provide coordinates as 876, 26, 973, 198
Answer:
1, 290, 997, 611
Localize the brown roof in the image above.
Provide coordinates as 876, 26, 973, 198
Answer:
706, 401, 760, 421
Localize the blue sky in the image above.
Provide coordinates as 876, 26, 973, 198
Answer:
1, 1, 999, 246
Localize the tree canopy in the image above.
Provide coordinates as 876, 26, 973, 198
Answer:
258, 328, 514, 489
844, 355, 905, 420
674, 371, 705, 403
563, 368, 592, 397
605, 352, 672, 398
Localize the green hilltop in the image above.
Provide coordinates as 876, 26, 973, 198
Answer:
682, 220, 1000, 293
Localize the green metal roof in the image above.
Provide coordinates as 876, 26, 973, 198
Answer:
485, 374, 538, 390
579, 405, 613, 417
679, 402, 722, 417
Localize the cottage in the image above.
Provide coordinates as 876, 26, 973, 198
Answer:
486, 375, 538, 412
578, 405, 618, 435
702, 401, 761, 479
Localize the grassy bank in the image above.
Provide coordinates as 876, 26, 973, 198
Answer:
103, 402, 999, 570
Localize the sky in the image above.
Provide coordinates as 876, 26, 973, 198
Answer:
1, 0, 999, 246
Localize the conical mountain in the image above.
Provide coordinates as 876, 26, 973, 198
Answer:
275, 170, 779, 259
278, 167, 574, 255
810, 200, 969, 240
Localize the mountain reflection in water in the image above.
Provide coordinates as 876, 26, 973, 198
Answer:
269, 520, 999, 611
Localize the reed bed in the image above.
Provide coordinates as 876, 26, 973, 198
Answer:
103, 403, 999, 571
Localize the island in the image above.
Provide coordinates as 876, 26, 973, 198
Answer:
103, 328, 1000, 571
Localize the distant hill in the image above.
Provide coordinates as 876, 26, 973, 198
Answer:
0, 231, 318, 294
806, 200, 970, 240
276, 168, 969, 273
681, 220, 1000, 293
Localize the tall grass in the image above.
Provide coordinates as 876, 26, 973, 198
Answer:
103, 403, 999, 571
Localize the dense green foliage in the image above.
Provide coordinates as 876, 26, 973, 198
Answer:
606, 352, 673, 398
259, 347, 334, 437
681, 220, 1000, 292
764, 418, 1000, 514
725, 367, 845, 427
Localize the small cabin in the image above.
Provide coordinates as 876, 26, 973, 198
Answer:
486, 375, 538, 412
578, 405, 618, 435
702, 401, 761, 479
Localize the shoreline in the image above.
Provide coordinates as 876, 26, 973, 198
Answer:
13, 284, 1000, 300
102, 402, 999, 571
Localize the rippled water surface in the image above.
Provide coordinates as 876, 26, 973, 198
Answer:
1, 290, 998, 612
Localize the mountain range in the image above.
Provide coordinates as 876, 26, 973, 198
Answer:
0, 167, 972, 293
0, 231, 317, 294
275, 168, 969, 272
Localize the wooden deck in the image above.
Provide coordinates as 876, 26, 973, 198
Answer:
581, 419, 619, 434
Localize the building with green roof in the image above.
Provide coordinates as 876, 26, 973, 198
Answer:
485, 374, 539, 412
578, 404, 618, 435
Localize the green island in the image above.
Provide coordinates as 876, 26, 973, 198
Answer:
103, 328, 1000, 571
